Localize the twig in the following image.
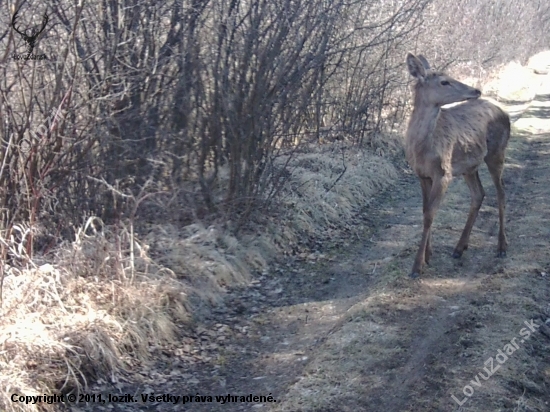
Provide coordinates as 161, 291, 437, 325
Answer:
324, 146, 347, 194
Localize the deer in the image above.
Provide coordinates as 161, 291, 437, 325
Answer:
404, 53, 510, 279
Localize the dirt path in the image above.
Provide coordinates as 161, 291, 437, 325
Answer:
261, 69, 550, 412
261, 68, 550, 412
82, 67, 550, 412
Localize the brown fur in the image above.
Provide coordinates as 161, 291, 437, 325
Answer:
405, 53, 510, 278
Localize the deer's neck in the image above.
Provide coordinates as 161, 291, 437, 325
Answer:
407, 101, 441, 144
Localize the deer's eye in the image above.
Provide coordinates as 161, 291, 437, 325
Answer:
441, 80, 450, 86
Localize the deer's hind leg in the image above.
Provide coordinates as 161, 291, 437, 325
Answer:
452, 171, 485, 258
486, 158, 508, 257
485, 120, 509, 258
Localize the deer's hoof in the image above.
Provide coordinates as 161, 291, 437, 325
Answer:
497, 250, 507, 258
409, 271, 421, 279
452, 250, 463, 259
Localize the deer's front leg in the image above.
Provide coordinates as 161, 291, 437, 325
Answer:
420, 177, 433, 263
410, 174, 450, 278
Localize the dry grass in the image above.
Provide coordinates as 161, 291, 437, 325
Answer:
271, 143, 398, 244
0, 219, 187, 411
0, 138, 399, 410
0, 217, 268, 411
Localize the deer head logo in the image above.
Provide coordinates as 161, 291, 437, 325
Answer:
11, 8, 49, 55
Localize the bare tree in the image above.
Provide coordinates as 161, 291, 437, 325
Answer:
0, 0, 546, 259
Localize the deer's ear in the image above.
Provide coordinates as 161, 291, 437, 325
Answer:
406, 53, 427, 81
417, 55, 431, 70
